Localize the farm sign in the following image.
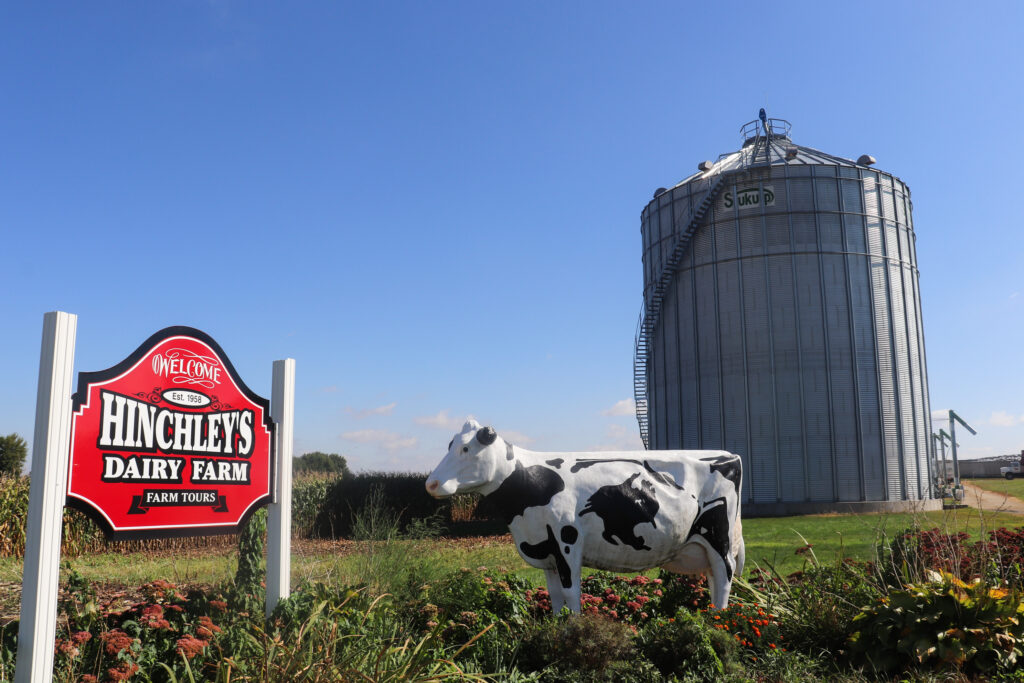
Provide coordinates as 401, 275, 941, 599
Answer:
66, 326, 275, 539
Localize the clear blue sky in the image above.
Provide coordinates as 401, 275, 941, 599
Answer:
2, 1, 1021, 471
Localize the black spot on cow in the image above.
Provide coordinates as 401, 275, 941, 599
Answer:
560, 525, 579, 545
520, 525, 572, 589
700, 455, 742, 495
686, 497, 733, 579
546, 458, 564, 468
482, 462, 565, 525
579, 473, 659, 551
570, 457, 643, 473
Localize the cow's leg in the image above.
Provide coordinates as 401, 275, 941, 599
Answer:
733, 521, 746, 580
704, 560, 732, 610
543, 569, 567, 612
663, 539, 733, 610
561, 554, 583, 614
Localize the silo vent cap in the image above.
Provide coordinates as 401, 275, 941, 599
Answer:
857, 154, 877, 166
698, 160, 714, 172
653, 187, 668, 198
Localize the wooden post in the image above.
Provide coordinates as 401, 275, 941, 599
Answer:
16, 312, 77, 683
266, 358, 295, 619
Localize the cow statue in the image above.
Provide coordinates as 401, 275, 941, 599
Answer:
425, 419, 745, 612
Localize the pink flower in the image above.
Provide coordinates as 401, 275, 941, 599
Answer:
102, 630, 135, 657
175, 635, 206, 660
106, 661, 140, 681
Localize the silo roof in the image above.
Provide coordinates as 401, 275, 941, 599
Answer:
666, 116, 890, 192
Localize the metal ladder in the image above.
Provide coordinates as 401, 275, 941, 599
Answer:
633, 175, 726, 449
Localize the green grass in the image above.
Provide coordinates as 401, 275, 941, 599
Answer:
2, 506, 1022, 595
742, 507, 1024, 575
965, 477, 1024, 499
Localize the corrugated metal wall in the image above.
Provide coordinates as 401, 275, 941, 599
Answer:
640, 162, 932, 505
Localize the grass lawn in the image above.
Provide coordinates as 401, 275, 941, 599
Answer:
965, 477, 1024, 500
1, 506, 1022, 607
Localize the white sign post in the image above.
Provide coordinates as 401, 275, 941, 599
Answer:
15, 316, 294, 680
16, 312, 77, 683
266, 358, 295, 618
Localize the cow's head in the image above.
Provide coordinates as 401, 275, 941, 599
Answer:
425, 418, 506, 497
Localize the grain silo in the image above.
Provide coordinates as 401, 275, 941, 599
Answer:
634, 112, 938, 514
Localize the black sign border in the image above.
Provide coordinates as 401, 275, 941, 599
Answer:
67, 325, 277, 541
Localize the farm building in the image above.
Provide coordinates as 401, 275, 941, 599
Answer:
634, 113, 938, 515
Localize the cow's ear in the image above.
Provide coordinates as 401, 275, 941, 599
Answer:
476, 426, 497, 446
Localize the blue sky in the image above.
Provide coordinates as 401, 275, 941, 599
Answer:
2, 1, 1022, 471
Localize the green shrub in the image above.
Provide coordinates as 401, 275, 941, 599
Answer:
848, 573, 1024, 675
232, 508, 268, 612
656, 569, 711, 613
517, 612, 635, 675
744, 557, 883, 656
637, 608, 730, 682
525, 571, 668, 625
703, 599, 784, 660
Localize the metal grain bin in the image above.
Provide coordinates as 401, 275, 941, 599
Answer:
634, 114, 937, 514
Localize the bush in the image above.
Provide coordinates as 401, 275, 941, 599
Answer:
745, 555, 883, 656
525, 571, 668, 625
702, 600, 784, 660
878, 526, 972, 585
848, 573, 1024, 675
517, 612, 635, 675
638, 608, 732, 682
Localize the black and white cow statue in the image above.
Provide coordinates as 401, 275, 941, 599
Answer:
425, 419, 745, 612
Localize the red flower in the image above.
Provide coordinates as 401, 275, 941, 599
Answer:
106, 661, 139, 681
198, 616, 221, 634
101, 630, 135, 657
176, 635, 206, 660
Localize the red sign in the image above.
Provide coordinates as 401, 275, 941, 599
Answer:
67, 327, 275, 540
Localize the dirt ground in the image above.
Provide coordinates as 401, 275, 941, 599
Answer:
959, 481, 1024, 514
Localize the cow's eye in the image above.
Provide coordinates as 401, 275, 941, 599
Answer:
462, 446, 469, 454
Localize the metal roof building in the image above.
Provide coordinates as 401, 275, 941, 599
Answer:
635, 113, 939, 515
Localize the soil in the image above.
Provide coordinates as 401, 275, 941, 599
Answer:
959, 481, 1024, 515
